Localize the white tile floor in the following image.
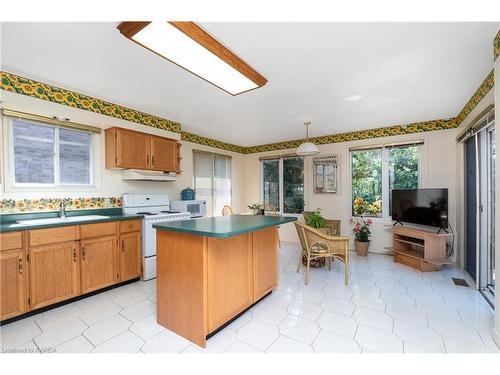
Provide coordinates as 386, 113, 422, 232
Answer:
1, 241, 498, 354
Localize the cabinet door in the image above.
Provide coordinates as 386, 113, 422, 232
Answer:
119, 232, 142, 281
116, 129, 151, 169
207, 234, 253, 332
1, 249, 27, 320
252, 227, 278, 301
29, 241, 80, 310
150, 136, 177, 172
80, 236, 118, 294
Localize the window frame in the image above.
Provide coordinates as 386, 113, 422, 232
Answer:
349, 143, 423, 220
260, 155, 305, 217
3, 116, 101, 192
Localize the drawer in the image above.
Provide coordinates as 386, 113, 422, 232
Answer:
0, 231, 24, 251
120, 220, 141, 233
29, 226, 78, 247
80, 221, 118, 239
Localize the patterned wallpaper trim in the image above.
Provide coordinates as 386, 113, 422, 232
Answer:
495, 30, 500, 61
0, 68, 494, 155
0, 71, 182, 134
0, 197, 122, 214
455, 70, 495, 126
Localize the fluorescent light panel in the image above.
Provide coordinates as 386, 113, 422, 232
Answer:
121, 22, 265, 95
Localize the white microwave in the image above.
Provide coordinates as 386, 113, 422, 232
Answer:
170, 200, 207, 218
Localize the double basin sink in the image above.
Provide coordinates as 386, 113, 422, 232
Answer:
16, 215, 110, 226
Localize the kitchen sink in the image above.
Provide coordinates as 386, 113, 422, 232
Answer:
16, 215, 110, 226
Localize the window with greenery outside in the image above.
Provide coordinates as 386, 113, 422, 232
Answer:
351, 149, 382, 217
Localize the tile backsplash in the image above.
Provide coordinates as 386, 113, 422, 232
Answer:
0, 197, 122, 214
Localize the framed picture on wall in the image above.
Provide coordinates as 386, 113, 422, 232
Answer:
313, 154, 339, 194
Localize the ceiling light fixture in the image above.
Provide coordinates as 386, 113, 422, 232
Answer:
296, 121, 319, 156
117, 21, 267, 96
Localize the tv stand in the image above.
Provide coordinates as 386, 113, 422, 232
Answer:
392, 226, 454, 272
436, 226, 449, 234
392, 220, 403, 226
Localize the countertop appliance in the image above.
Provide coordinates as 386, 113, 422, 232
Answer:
170, 199, 207, 218
122, 192, 191, 280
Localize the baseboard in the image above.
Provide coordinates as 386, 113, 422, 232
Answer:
493, 327, 500, 350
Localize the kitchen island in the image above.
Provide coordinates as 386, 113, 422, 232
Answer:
153, 215, 297, 347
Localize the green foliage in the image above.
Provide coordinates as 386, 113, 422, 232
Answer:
352, 146, 419, 216
306, 209, 326, 229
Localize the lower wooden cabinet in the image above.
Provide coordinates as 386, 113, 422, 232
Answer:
119, 232, 141, 282
80, 235, 119, 294
29, 241, 80, 310
0, 249, 27, 320
1, 219, 143, 321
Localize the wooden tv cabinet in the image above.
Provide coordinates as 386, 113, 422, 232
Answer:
391, 226, 454, 272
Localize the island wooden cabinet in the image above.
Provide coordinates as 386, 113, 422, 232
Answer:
0, 231, 27, 320
105, 126, 181, 173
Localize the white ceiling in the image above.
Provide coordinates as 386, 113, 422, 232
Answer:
1, 22, 498, 146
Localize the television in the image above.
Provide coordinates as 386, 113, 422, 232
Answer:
391, 188, 448, 229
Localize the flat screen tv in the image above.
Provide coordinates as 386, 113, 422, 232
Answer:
391, 188, 448, 229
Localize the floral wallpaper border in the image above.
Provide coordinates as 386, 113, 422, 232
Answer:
0, 66, 495, 155
495, 30, 500, 61
0, 197, 122, 214
0, 71, 182, 134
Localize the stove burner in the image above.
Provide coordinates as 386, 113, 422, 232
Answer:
160, 210, 181, 214
136, 211, 154, 215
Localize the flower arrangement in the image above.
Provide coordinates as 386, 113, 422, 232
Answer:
247, 203, 264, 215
350, 217, 373, 242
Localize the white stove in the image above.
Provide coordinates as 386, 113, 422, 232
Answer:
122, 193, 191, 280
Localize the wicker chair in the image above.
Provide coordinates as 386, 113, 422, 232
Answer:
263, 203, 281, 248
302, 211, 341, 236
294, 221, 349, 286
222, 205, 234, 216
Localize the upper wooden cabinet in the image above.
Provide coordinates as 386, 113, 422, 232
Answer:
105, 127, 181, 173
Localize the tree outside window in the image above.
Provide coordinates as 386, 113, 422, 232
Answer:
351, 145, 420, 218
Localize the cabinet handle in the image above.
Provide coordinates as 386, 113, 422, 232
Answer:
152, 156, 155, 166
73, 248, 77, 262
82, 246, 86, 261
19, 257, 23, 274
146, 155, 150, 166
121, 240, 125, 253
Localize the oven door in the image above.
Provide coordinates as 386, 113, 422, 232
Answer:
186, 201, 206, 218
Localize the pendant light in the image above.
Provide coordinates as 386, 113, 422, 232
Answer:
296, 121, 319, 156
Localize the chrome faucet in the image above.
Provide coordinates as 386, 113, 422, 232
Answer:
59, 200, 67, 219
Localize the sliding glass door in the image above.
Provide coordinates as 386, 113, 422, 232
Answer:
486, 127, 495, 293
463, 110, 495, 302
193, 150, 232, 217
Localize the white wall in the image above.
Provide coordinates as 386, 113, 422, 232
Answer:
244, 128, 460, 260
0, 91, 246, 214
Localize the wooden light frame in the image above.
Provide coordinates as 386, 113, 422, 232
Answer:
117, 21, 267, 95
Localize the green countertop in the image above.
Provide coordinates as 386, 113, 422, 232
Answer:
153, 214, 297, 238
0, 208, 143, 233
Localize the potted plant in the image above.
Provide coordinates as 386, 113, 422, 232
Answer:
247, 203, 264, 215
305, 209, 326, 229
350, 217, 373, 256
351, 196, 375, 256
